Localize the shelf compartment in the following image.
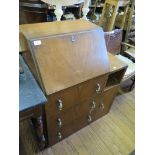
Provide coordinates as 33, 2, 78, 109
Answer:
105, 68, 126, 88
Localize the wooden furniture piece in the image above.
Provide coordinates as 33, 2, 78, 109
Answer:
19, 55, 47, 149
115, 0, 135, 45
19, 0, 85, 24
124, 0, 134, 44
121, 42, 135, 62
104, 28, 135, 90
19, 19, 127, 146
19, 0, 49, 24
41, 0, 91, 20
99, 0, 130, 31
89, 0, 98, 21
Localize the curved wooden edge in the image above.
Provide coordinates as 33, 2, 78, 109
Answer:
19, 32, 28, 53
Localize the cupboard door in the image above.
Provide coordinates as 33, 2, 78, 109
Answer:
95, 85, 119, 119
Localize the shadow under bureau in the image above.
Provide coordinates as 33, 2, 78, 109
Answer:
20, 19, 127, 147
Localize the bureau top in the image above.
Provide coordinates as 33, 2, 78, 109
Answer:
108, 53, 127, 73
20, 19, 100, 39
20, 20, 110, 95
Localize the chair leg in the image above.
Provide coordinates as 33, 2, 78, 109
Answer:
129, 76, 135, 91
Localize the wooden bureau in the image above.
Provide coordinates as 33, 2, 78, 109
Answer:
20, 19, 127, 147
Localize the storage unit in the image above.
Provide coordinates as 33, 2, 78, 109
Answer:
20, 19, 127, 146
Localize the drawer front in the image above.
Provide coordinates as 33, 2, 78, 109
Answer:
74, 98, 98, 119
47, 86, 79, 116
47, 106, 99, 146
48, 113, 97, 146
48, 122, 74, 145
73, 115, 88, 132
79, 75, 108, 102
48, 106, 76, 131
47, 100, 97, 134
95, 85, 119, 119
73, 112, 96, 134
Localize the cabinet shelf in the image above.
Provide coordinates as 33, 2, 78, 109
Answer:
105, 68, 126, 88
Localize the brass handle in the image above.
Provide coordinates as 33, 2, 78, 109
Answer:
87, 115, 92, 123
100, 103, 104, 110
57, 132, 62, 140
57, 99, 63, 111
91, 101, 96, 110
57, 118, 62, 128
96, 83, 101, 93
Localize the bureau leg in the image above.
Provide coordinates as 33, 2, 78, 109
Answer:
32, 116, 46, 150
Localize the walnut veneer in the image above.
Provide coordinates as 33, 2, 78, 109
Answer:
20, 19, 127, 147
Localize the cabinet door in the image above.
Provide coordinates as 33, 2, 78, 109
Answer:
95, 85, 119, 119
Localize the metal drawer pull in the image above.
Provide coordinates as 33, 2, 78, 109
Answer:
57, 99, 63, 110
87, 115, 92, 123
91, 101, 96, 109
96, 83, 101, 93
71, 35, 76, 42
57, 118, 62, 128
100, 103, 104, 110
57, 132, 62, 140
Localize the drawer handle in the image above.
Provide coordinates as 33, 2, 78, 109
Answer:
57, 118, 62, 128
100, 103, 104, 110
57, 132, 62, 140
71, 35, 76, 42
57, 99, 63, 111
87, 115, 92, 123
96, 83, 101, 93
91, 101, 96, 110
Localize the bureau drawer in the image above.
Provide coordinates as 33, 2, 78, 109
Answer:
74, 99, 97, 119
79, 75, 108, 102
73, 112, 96, 133
48, 122, 75, 145
47, 86, 79, 116
73, 115, 88, 132
48, 106, 76, 131
48, 100, 97, 132
95, 85, 119, 119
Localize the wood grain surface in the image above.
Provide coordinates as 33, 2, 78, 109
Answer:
19, 19, 100, 40
29, 29, 110, 95
20, 20, 110, 95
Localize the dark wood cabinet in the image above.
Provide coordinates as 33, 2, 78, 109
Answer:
20, 19, 127, 147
